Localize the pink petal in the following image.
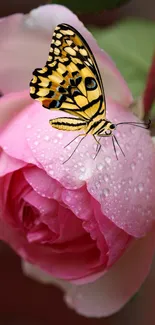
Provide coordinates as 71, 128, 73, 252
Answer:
0, 5, 132, 105
0, 90, 32, 128
92, 199, 131, 266
23, 166, 62, 201
64, 229, 155, 317
24, 99, 155, 237
0, 93, 39, 165
21, 229, 155, 317
0, 149, 26, 176
22, 260, 72, 290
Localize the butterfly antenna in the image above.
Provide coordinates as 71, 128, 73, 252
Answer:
63, 135, 86, 164
116, 119, 151, 129
113, 134, 125, 157
112, 135, 118, 160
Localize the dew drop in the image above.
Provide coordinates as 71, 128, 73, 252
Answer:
146, 194, 150, 200
34, 141, 39, 146
80, 167, 85, 173
57, 133, 63, 139
44, 135, 50, 141
97, 163, 104, 171
96, 182, 100, 189
103, 188, 110, 197
138, 182, 144, 192
49, 170, 54, 176
37, 134, 41, 139
53, 138, 58, 144
65, 196, 71, 202
103, 174, 109, 182
105, 156, 111, 165
138, 150, 143, 158
27, 124, 32, 129
131, 162, 136, 171
128, 177, 133, 185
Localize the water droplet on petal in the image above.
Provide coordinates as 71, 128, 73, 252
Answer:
57, 133, 63, 139
138, 150, 143, 158
105, 156, 111, 165
131, 162, 136, 171
65, 196, 71, 202
44, 135, 50, 141
128, 177, 133, 185
103, 174, 109, 182
97, 163, 104, 171
103, 188, 110, 197
138, 182, 144, 192
117, 183, 121, 189
27, 124, 32, 129
34, 141, 39, 146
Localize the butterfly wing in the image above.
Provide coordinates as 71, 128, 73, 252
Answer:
30, 23, 106, 121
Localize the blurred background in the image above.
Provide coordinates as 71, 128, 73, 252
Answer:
0, 0, 155, 324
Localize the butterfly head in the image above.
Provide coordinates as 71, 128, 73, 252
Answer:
98, 121, 116, 137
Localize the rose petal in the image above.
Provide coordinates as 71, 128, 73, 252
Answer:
21, 228, 155, 317
23, 98, 155, 237
23, 166, 62, 201
22, 260, 72, 290
64, 229, 155, 317
0, 92, 39, 165
0, 149, 26, 176
0, 90, 32, 128
0, 5, 132, 105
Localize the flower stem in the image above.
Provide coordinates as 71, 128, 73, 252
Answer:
143, 53, 155, 115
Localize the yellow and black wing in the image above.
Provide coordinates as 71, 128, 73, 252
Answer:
30, 23, 106, 121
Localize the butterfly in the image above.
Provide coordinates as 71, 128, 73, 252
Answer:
30, 23, 150, 163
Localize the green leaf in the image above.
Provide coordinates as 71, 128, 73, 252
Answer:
52, 0, 130, 12
90, 19, 155, 112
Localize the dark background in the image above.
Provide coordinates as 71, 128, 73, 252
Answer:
0, 1, 155, 324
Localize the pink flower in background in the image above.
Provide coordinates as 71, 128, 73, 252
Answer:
0, 4, 155, 318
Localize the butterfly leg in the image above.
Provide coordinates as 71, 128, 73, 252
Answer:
93, 135, 101, 159
64, 134, 84, 148
63, 134, 86, 164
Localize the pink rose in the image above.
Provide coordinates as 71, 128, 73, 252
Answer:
0, 5, 155, 317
